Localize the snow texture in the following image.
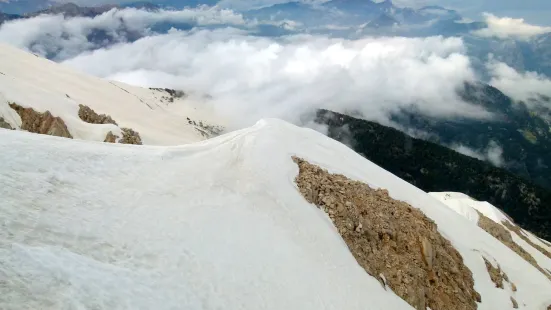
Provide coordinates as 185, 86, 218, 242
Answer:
0, 43, 225, 145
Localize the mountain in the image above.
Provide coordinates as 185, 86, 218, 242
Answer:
315, 109, 551, 240
0, 0, 53, 15
388, 82, 551, 189
25, 2, 118, 18
0, 11, 21, 24
1, 42, 551, 310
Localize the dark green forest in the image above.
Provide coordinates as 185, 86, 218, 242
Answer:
316, 109, 551, 240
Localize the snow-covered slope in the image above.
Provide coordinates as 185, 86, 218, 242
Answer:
431, 192, 551, 283
1, 119, 550, 309
0, 43, 225, 145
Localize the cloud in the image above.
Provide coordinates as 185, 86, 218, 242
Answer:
56, 28, 493, 129
473, 13, 551, 40
452, 140, 504, 166
487, 59, 551, 107
0, 7, 496, 130
0, 6, 246, 60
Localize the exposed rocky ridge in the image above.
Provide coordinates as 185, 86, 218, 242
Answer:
476, 211, 551, 281
150, 87, 187, 103
78, 104, 118, 125
0, 116, 13, 130
8, 102, 72, 138
502, 221, 551, 260
293, 156, 479, 310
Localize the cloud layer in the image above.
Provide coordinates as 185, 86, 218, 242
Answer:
58, 28, 491, 128
487, 59, 551, 107
452, 140, 504, 166
473, 13, 551, 40
0, 6, 246, 60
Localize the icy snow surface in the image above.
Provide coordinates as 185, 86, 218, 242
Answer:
0, 43, 225, 145
1, 120, 551, 310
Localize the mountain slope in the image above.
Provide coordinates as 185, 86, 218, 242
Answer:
0, 43, 225, 145
2, 117, 551, 309
315, 109, 551, 240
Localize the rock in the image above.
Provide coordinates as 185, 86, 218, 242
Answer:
120, 127, 142, 145
292, 156, 479, 310
477, 211, 551, 281
483, 257, 504, 289
511, 283, 517, 292
78, 104, 118, 125
0, 116, 13, 130
511, 297, 518, 309
104, 131, 118, 143
9, 103, 72, 138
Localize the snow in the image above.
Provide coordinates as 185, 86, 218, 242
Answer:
431, 191, 551, 308
0, 43, 225, 145
1, 44, 550, 309
1, 120, 551, 309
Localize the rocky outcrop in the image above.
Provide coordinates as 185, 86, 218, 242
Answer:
0, 116, 13, 130
78, 105, 142, 144
104, 131, 118, 143
511, 297, 518, 309
502, 221, 551, 260
9, 103, 72, 138
477, 211, 551, 281
120, 128, 142, 145
293, 156, 480, 310
483, 257, 507, 289
78, 104, 117, 125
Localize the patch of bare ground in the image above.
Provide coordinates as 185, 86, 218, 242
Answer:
502, 221, 551, 260
77, 105, 142, 145
120, 128, 142, 145
476, 211, 551, 281
78, 104, 118, 125
511, 297, 518, 309
0, 116, 13, 130
292, 157, 480, 310
104, 131, 118, 143
9, 102, 72, 138
482, 257, 508, 289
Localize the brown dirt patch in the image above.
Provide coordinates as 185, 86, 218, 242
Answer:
511, 297, 518, 309
104, 131, 118, 143
0, 116, 13, 130
9, 102, 72, 138
293, 156, 480, 310
120, 128, 142, 145
476, 211, 551, 281
482, 257, 507, 289
502, 221, 551, 260
78, 104, 118, 125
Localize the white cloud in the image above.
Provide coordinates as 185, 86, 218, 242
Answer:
452, 140, 504, 166
58, 29, 491, 129
487, 59, 551, 107
0, 7, 496, 130
0, 6, 246, 60
473, 13, 551, 40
